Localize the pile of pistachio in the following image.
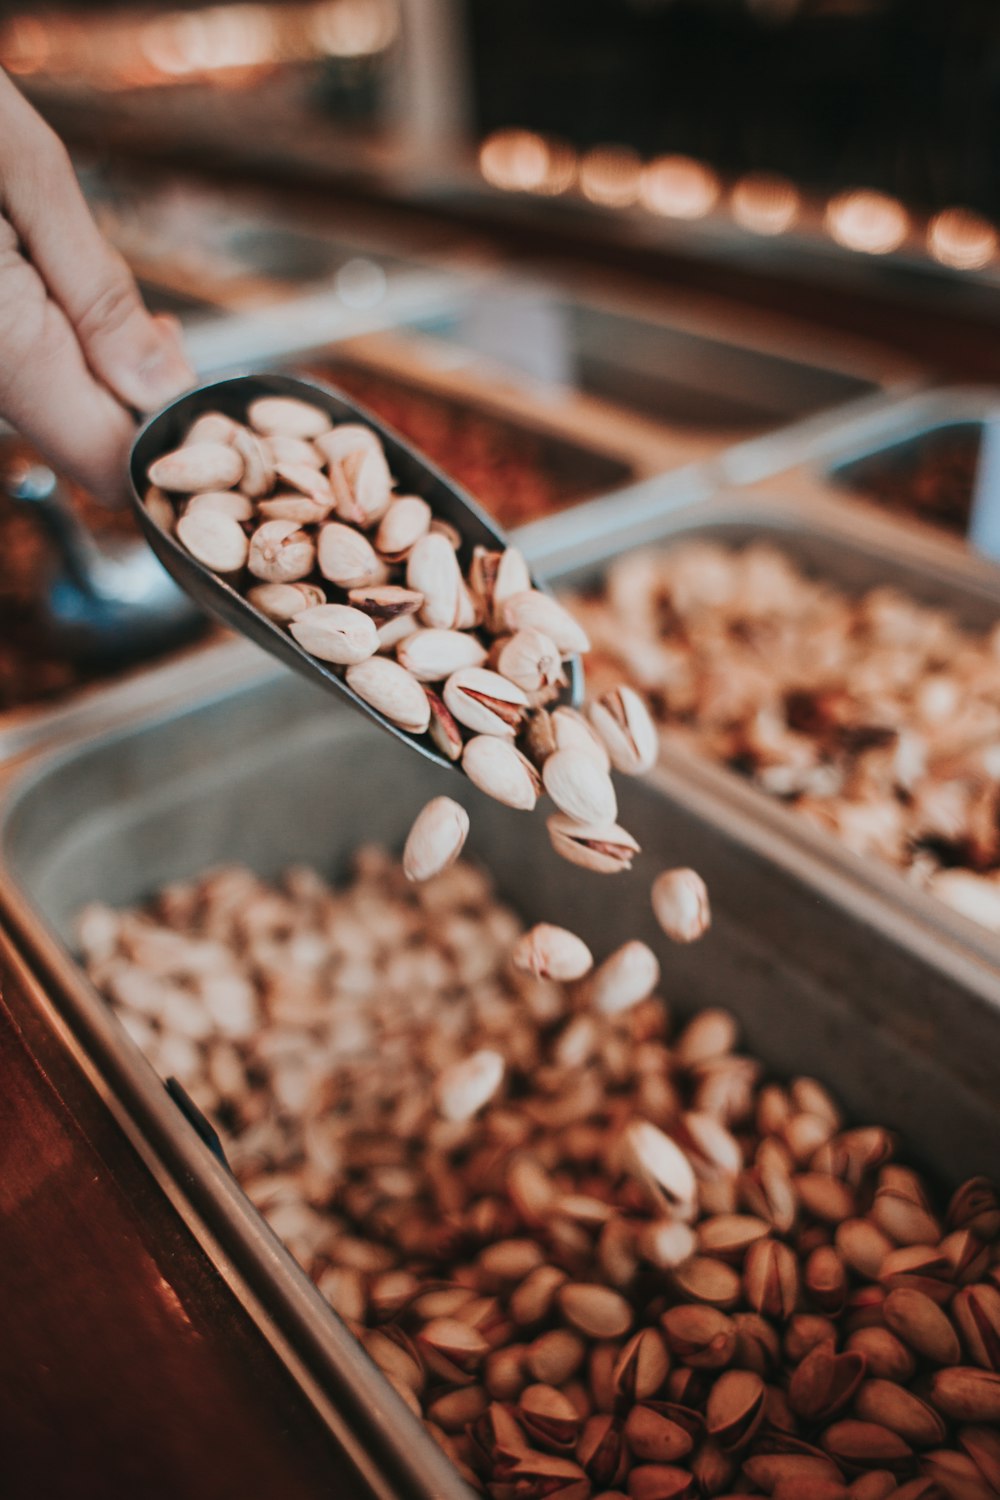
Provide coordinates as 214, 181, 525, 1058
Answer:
145, 393, 657, 876
81, 851, 999, 1500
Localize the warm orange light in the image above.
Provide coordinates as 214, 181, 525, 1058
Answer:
310, 0, 399, 58
928, 207, 998, 270
141, 6, 277, 76
640, 156, 720, 220
579, 145, 642, 209
825, 189, 909, 255
731, 172, 800, 236
0, 16, 52, 75
479, 130, 575, 196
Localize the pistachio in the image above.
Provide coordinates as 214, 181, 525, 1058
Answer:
743, 1454, 844, 1492
426, 1384, 488, 1432
504, 590, 591, 655
948, 1178, 1000, 1241
463, 737, 541, 810
626, 1464, 696, 1499
185, 489, 255, 522
927, 1367, 1000, 1422
509, 1265, 568, 1327
148, 442, 244, 494
805, 1245, 848, 1314
403, 797, 470, 884
846, 1328, 917, 1384
425, 688, 464, 761
884, 1289, 962, 1366
331, 443, 393, 527
918, 1450, 995, 1500
879, 1245, 954, 1304
175, 509, 249, 573
257, 492, 330, 526
547, 815, 640, 874
233, 425, 276, 499
396, 628, 488, 681
788, 1341, 867, 1423
623, 1120, 697, 1217
248, 519, 315, 584
314, 423, 381, 466
346, 585, 423, 622
821, 1420, 914, 1475
247, 396, 332, 440
443, 667, 529, 738
288, 604, 379, 665
470, 546, 532, 633
272, 459, 331, 502
577, 1413, 626, 1488
416, 1316, 489, 1379
650, 869, 711, 944
589, 686, 659, 776
374, 495, 432, 563
511, 924, 594, 982
837, 1219, 894, 1280
958, 1425, 1000, 1493
744, 1238, 800, 1320
377, 613, 420, 653
660, 1306, 736, 1369
613, 1330, 671, 1403
671, 1256, 742, 1310
345, 657, 431, 734
184, 410, 240, 446
261, 434, 323, 469
407, 534, 463, 630
951, 1284, 1000, 1371
674, 1009, 738, 1067
705, 1368, 765, 1450
248, 576, 326, 618
544, 748, 619, 826
558, 1283, 633, 1340
316, 522, 384, 590
638, 1219, 698, 1272
697, 1213, 772, 1259
624, 1404, 696, 1464
873, 1174, 942, 1248
527, 1329, 586, 1386
496, 628, 566, 695
590, 943, 660, 1018
552, 706, 612, 770
519, 1383, 581, 1450
144, 487, 176, 532
854, 1380, 947, 1448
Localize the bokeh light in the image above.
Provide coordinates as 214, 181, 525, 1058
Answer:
640, 156, 720, 220
825, 189, 909, 255
731, 172, 800, 236
579, 145, 642, 209
927, 207, 998, 271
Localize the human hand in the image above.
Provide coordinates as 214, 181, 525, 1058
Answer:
0, 70, 194, 503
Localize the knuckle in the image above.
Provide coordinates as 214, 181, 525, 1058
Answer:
75, 253, 141, 344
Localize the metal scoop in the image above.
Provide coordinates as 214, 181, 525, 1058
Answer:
129, 371, 582, 769
5, 458, 203, 665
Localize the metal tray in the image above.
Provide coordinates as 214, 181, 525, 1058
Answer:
539, 489, 1000, 985
722, 386, 1000, 541
0, 661, 998, 1498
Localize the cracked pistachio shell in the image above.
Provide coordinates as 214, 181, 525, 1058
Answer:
403, 797, 470, 884
407, 533, 463, 630
175, 509, 249, 573
184, 489, 254, 523
444, 667, 529, 738
331, 443, 393, 527
591, 941, 660, 1016
183, 410, 240, 446
652, 869, 711, 944
589, 684, 659, 776
547, 814, 639, 874
247, 581, 325, 623
289, 604, 378, 665
317, 523, 384, 589
511, 924, 593, 982
375, 495, 432, 562
542, 747, 618, 826
149, 442, 244, 494
247, 519, 315, 583
247, 395, 332, 440
345, 657, 431, 733
397, 628, 488, 682
502, 590, 590, 655
462, 736, 541, 811
436, 1049, 505, 1122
